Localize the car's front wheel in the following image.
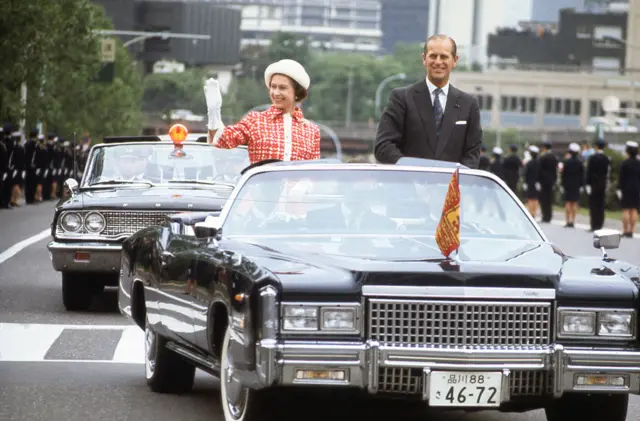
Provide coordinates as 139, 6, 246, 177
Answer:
220, 326, 267, 421
545, 393, 628, 421
144, 317, 195, 394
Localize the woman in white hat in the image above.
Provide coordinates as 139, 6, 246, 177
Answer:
617, 140, 640, 237
203, 59, 320, 165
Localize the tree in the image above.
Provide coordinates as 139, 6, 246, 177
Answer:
0, 0, 142, 139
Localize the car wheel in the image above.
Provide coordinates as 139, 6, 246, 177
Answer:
144, 317, 195, 394
62, 272, 92, 311
544, 393, 628, 421
220, 326, 265, 421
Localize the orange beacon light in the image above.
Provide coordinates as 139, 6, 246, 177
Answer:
169, 123, 188, 144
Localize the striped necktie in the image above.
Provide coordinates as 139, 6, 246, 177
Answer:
433, 88, 444, 137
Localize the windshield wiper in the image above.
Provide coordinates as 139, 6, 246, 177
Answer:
167, 180, 235, 188
91, 180, 153, 186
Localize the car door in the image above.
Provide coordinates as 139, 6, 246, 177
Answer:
156, 220, 196, 343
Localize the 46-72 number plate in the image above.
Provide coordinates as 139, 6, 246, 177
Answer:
428, 371, 502, 407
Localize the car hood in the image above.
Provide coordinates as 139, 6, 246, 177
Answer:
59, 186, 231, 211
225, 236, 639, 303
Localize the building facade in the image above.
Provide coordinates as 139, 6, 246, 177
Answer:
450, 69, 640, 130
487, 7, 628, 73
379, 0, 430, 53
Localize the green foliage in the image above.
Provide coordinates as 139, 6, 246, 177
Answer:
0, 0, 142, 139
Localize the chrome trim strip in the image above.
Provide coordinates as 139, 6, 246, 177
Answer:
362, 285, 556, 299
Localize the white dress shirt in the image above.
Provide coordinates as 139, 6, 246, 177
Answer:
425, 77, 450, 111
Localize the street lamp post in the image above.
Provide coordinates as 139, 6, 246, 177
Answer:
92, 30, 212, 47
375, 73, 406, 119
244, 104, 342, 160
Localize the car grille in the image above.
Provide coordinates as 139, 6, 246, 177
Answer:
100, 211, 174, 236
378, 367, 554, 397
367, 298, 552, 347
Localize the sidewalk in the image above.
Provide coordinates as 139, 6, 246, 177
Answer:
548, 210, 638, 239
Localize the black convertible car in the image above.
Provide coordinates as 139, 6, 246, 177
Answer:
118, 159, 640, 421
47, 132, 248, 311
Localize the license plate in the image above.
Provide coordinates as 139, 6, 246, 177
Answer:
428, 371, 502, 407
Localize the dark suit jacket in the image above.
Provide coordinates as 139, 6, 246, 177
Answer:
374, 79, 483, 168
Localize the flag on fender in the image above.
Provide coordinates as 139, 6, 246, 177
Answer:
435, 168, 461, 257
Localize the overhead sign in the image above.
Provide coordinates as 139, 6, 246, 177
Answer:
100, 38, 116, 63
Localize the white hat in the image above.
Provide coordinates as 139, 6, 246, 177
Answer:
492, 146, 503, 155
264, 59, 310, 90
529, 145, 540, 153
568, 142, 580, 152
626, 140, 639, 148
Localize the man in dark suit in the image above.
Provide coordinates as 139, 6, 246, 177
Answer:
374, 34, 483, 168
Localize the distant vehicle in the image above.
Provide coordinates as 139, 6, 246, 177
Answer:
585, 116, 639, 133
47, 125, 249, 311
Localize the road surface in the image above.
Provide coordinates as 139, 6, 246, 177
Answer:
0, 202, 638, 420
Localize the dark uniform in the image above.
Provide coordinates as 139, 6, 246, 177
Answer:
34, 134, 49, 201
23, 128, 39, 204
538, 142, 558, 223
8, 130, 26, 207
0, 127, 8, 208
478, 146, 490, 171
489, 147, 504, 180
585, 140, 611, 231
560, 143, 585, 228
524, 147, 540, 201
617, 141, 640, 237
42, 134, 56, 200
502, 144, 522, 194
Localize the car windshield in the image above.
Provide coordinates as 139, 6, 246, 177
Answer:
84, 143, 249, 186
221, 168, 544, 260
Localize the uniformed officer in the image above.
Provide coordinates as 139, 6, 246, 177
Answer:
8, 130, 26, 207
0, 127, 8, 208
617, 141, 640, 238
42, 133, 56, 200
538, 141, 558, 223
560, 142, 585, 228
523, 145, 541, 218
502, 144, 522, 195
34, 134, 48, 201
585, 139, 611, 231
478, 146, 490, 171
23, 128, 39, 204
489, 146, 504, 180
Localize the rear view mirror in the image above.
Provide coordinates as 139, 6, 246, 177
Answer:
593, 228, 621, 250
194, 216, 221, 239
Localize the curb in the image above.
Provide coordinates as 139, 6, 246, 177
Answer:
548, 219, 639, 240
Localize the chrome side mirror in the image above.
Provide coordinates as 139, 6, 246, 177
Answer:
194, 216, 221, 240
593, 228, 621, 259
63, 178, 79, 197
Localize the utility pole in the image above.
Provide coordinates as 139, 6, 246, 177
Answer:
345, 68, 353, 129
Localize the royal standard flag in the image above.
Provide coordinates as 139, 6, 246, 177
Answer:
435, 168, 461, 257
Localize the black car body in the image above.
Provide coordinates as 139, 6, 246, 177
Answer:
118, 160, 640, 421
47, 135, 248, 311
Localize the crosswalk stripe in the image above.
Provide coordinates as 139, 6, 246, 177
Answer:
0, 323, 145, 364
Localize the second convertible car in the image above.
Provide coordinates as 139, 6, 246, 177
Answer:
48, 130, 248, 311
119, 159, 640, 421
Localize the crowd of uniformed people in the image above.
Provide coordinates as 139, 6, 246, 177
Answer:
479, 138, 640, 238
0, 123, 90, 209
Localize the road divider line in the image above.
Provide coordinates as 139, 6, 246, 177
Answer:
549, 219, 639, 239
0, 228, 51, 265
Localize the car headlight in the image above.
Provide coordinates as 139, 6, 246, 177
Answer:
84, 212, 105, 233
282, 304, 360, 333
60, 212, 82, 232
599, 312, 633, 337
558, 308, 635, 339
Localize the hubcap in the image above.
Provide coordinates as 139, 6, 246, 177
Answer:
145, 325, 156, 378
223, 343, 249, 419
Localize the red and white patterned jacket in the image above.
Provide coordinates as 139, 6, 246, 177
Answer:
211, 105, 321, 164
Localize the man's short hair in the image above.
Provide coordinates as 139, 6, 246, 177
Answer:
423, 34, 457, 57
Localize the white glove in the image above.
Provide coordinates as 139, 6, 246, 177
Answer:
585, 185, 591, 195
616, 190, 622, 200
35, 169, 40, 176
12, 170, 17, 178
535, 182, 541, 192
204, 78, 223, 131
2, 173, 6, 181
22, 171, 26, 179
44, 169, 49, 178
522, 184, 527, 191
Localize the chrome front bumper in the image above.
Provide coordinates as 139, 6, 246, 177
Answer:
253, 339, 640, 402
47, 241, 122, 273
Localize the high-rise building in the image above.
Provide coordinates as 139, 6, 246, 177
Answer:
379, 0, 430, 54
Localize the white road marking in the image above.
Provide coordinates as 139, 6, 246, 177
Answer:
549, 219, 638, 239
112, 326, 146, 364
0, 228, 51, 265
0, 323, 144, 364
